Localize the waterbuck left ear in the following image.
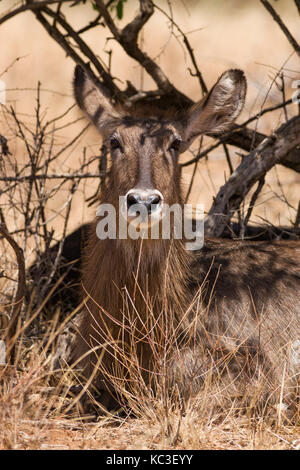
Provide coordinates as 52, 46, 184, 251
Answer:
182, 69, 246, 150
73, 65, 121, 135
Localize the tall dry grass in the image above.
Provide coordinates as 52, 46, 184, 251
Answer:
0, 0, 300, 449
1, 263, 300, 450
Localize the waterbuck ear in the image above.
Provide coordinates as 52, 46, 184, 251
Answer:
182, 69, 246, 150
73, 65, 121, 134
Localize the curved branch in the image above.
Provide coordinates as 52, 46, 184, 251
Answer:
205, 114, 300, 237
94, 0, 188, 103
122, 0, 154, 43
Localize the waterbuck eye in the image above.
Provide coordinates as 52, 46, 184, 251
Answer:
110, 136, 122, 151
168, 138, 181, 152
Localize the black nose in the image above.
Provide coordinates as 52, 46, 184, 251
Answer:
127, 193, 162, 214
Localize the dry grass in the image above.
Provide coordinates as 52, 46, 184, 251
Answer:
1, 268, 299, 450
0, 0, 300, 450
1, 335, 300, 450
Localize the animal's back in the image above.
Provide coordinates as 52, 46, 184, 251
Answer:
174, 239, 300, 405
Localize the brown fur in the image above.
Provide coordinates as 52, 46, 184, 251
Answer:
71, 66, 300, 412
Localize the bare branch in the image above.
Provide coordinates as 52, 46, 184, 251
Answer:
122, 0, 154, 43
154, 2, 207, 96
205, 114, 300, 237
223, 144, 233, 174
94, 0, 189, 105
294, 0, 300, 16
0, 173, 103, 182
295, 201, 300, 229
31, 6, 122, 101
260, 0, 300, 57
181, 99, 300, 175
242, 176, 265, 236
0, 0, 73, 27
0, 225, 25, 365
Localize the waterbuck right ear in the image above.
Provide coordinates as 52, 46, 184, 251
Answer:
181, 69, 246, 151
73, 65, 121, 134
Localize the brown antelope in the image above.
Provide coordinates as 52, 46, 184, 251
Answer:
71, 65, 300, 413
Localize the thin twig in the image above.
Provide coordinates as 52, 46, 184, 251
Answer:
242, 177, 265, 237
154, 2, 207, 95
0, 225, 25, 365
205, 114, 300, 237
294, 201, 300, 229
260, 0, 300, 57
223, 144, 233, 175
0, 173, 103, 182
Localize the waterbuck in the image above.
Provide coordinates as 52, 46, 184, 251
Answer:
71, 65, 300, 414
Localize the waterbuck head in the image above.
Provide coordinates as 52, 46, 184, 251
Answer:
74, 66, 246, 228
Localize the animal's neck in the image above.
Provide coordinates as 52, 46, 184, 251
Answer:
82, 224, 192, 319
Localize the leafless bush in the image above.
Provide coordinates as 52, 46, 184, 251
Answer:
0, 84, 106, 338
